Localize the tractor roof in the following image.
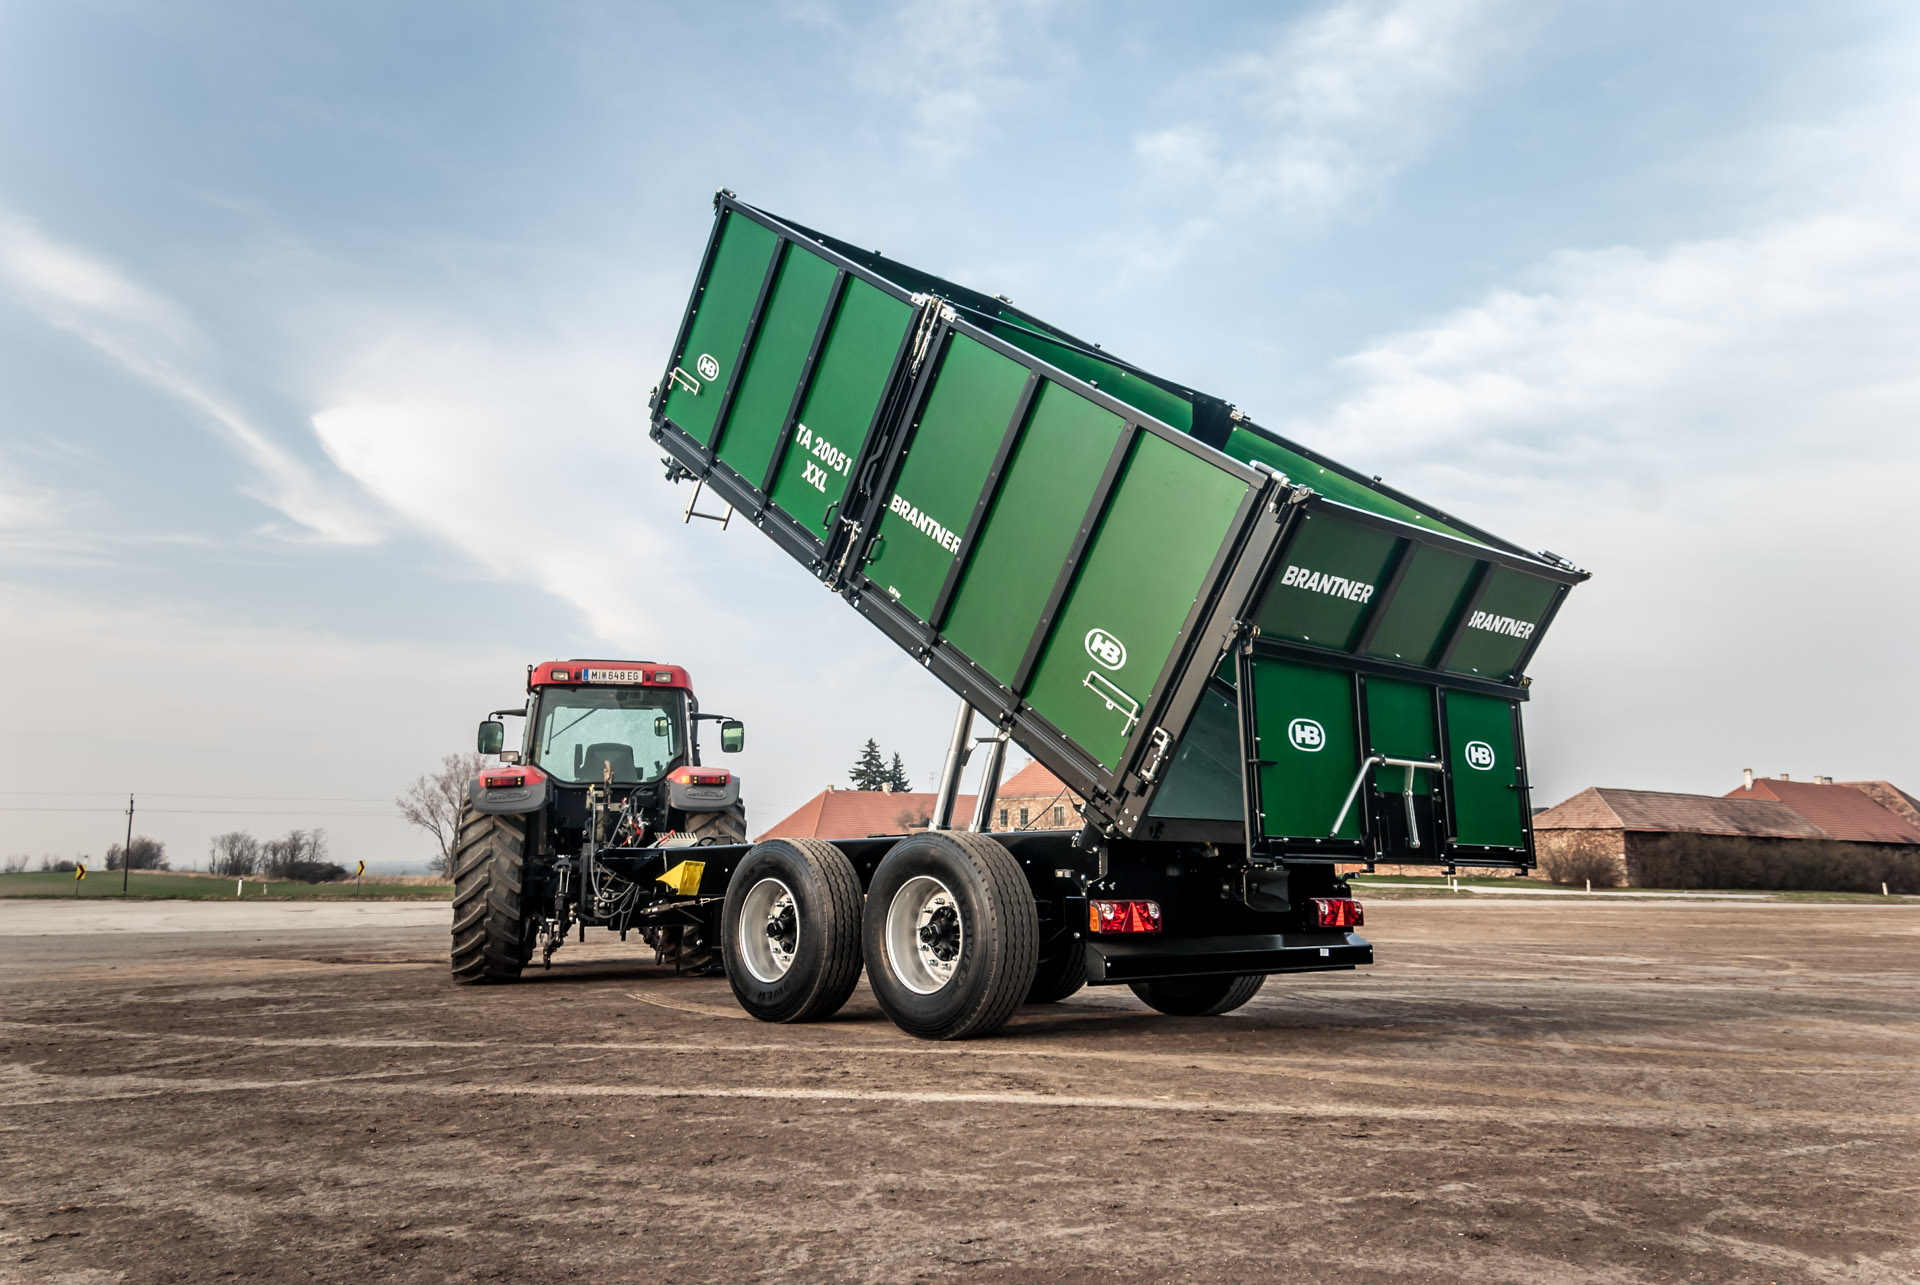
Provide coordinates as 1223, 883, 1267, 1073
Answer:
528, 659, 691, 690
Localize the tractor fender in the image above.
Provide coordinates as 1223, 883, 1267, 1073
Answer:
668, 770, 740, 814
468, 772, 549, 816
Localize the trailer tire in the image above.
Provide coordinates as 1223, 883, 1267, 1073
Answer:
1128, 973, 1266, 1017
1025, 943, 1088, 1004
721, 839, 863, 1023
450, 806, 534, 984
684, 802, 747, 846
863, 832, 1038, 1040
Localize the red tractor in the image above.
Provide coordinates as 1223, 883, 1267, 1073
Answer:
451, 659, 747, 982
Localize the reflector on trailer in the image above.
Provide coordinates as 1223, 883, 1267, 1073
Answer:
1089, 899, 1161, 934
1312, 897, 1363, 928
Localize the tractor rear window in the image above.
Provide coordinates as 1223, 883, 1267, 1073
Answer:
532, 687, 682, 785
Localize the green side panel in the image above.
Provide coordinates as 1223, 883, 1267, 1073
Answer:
1254, 511, 1399, 652
990, 320, 1195, 431
866, 335, 1029, 621
1251, 658, 1361, 840
1362, 544, 1477, 666
766, 279, 913, 539
1024, 433, 1250, 770
714, 245, 838, 486
1444, 691, 1525, 848
1225, 427, 1477, 544
1363, 678, 1437, 795
942, 383, 1124, 684
662, 215, 779, 447
1145, 682, 1242, 821
1444, 566, 1561, 681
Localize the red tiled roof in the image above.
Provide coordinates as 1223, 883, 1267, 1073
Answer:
1839, 781, 1920, 831
1533, 787, 1827, 840
996, 759, 1079, 803
1725, 779, 1920, 845
755, 789, 977, 842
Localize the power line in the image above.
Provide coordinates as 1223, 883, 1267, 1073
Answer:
0, 791, 393, 802
0, 806, 396, 817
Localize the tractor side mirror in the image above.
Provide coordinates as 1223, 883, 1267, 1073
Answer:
477, 720, 505, 755
654, 715, 672, 738
719, 719, 745, 753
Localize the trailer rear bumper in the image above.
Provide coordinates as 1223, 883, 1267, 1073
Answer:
1085, 931, 1372, 984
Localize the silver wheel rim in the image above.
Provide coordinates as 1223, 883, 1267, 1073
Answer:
885, 874, 963, 995
736, 877, 799, 983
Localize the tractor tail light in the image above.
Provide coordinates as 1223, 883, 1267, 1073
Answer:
481, 772, 525, 789
1088, 899, 1161, 934
668, 767, 730, 787
1313, 897, 1363, 928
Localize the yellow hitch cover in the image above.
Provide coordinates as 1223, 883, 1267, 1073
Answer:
656, 860, 706, 896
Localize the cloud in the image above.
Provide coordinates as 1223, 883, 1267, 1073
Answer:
1281, 80, 1920, 801
0, 214, 383, 545
855, 0, 1069, 167
1132, 0, 1507, 216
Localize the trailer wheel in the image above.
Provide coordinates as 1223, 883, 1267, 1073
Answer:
1128, 973, 1266, 1017
863, 832, 1038, 1040
450, 806, 534, 984
1025, 943, 1088, 1004
721, 839, 863, 1023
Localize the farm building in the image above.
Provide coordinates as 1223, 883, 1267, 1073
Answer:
1533, 777, 1920, 890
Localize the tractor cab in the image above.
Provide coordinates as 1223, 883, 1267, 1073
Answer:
470, 659, 745, 844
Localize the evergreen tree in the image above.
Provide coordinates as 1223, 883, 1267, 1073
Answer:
886, 752, 912, 793
849, 739, 888, 790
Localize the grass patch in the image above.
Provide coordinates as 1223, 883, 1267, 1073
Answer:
0, 870, 451, 900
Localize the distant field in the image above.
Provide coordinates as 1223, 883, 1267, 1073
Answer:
0, 870, 452, 900
1349, 873, 1919, 903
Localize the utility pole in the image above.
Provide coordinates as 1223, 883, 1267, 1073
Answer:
122, 794, 134, 895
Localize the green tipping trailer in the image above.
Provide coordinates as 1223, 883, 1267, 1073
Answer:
637, 192, 1587, 1038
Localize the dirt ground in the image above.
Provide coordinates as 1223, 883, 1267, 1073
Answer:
2, 899, 1916, 1284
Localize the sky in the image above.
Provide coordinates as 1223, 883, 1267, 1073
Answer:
2, 0, 1916, 873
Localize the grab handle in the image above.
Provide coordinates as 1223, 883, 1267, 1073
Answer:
1329, 755, 1446, 846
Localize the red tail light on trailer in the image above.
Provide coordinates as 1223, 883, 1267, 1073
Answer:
1313, 897, 1363, 929
1089, 900, 1162, 934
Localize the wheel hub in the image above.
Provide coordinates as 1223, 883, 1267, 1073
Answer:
884, 875, 963, 995
735, 877, 800, 983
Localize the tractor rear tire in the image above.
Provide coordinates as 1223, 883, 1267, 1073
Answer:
863, 832, 1038, 1040
684, 802, 747, 846
1128, 973, 1266, 1017
1025, 942, 1088, 1004
721, 839, 864, 1023
450, 807, 533, 984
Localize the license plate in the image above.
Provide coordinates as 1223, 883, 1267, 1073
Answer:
582, 668, 647, 684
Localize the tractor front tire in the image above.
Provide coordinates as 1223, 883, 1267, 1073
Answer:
1128, 973, 1266, 1017
450, 806, 533, 984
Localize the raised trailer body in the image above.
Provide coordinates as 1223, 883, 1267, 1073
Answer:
651, 194, 1584, 871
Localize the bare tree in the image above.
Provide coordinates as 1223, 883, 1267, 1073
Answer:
398, 752, 484, 877
106, 836, 169, 871
2, 854, 28, 874
209, 831, 263, 877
